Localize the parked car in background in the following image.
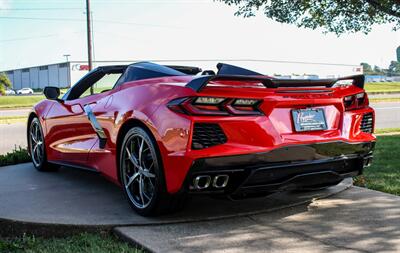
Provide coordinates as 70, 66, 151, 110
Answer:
5, 89, 16, 95
17, 88, 34, 95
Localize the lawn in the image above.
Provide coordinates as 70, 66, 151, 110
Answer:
0, 95, 44, 109
355, 135, 400, 196
364, 82, 400, 93
0, 115, 27, 124
0, 233, 142, 253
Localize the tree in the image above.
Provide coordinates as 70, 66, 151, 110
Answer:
361, 62, 373, 74
388, 61, 400, 76
0, 72, 12, 95
217, 0, 400, 35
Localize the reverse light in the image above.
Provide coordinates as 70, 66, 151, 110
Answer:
233, 99, 259, 106
194, 97, 225, 105
167, 97, 263, 116
343, 92, 369, 111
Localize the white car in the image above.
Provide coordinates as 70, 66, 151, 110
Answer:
5, 89, 16, 95
17, 88, 34, 95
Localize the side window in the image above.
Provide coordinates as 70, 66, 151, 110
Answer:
79, 73, 122, 99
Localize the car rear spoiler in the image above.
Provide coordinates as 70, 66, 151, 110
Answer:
185, 74, 365, 92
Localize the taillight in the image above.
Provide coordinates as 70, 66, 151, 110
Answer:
167, 97, 263, 116
343, 92, 369, 111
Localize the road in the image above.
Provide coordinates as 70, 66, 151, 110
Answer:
0, 102, 398, 154
0, 122, 26, 154
371, 102, 400, 129
0, 108, 30, 117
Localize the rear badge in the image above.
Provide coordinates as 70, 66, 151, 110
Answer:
292, 108, 327, 132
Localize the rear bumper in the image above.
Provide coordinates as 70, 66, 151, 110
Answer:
184, 141, 375, 197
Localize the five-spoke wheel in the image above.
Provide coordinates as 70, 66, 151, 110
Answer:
120, 127, 185, 216
30, 118, 44, 167
28, 117, 58, 171
122, 132, 157, 209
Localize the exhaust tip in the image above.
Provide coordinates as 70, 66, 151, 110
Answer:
213, 175, 229, 189
193, 175, 211, 190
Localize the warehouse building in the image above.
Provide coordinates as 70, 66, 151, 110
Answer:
3, 60, 363, 90
3, 61, 130, 90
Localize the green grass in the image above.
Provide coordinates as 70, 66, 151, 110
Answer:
375, 128, 400, 134
0, 95, 44, 109
0, 116, 27, 124
365, 82, 400, 93
0, 147, 30, 167
0, 233, 143, 253
355, 135, 400, 196
369, 97, 400, 103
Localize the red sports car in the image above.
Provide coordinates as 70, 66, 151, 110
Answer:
28, 62, 375, 216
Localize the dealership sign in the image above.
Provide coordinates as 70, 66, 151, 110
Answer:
72, 64, 90, 71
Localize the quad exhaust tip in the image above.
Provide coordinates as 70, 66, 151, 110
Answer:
193, 175, 211, 190
213, 174, 229, 189
193, 175, 229, 190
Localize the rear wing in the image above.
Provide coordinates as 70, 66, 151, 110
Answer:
186, 74, 365, 92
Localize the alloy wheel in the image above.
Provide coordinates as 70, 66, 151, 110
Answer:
121, 134, 157, 209
30, 119, 44, 167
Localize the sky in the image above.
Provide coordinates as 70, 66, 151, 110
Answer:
0, 0, 399, 72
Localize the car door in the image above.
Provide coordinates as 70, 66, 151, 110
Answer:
44, 67, 124, 167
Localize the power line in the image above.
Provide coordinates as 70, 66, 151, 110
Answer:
0, 31, 84, 43
0, 16, 185, 29
0, 7, 82, 11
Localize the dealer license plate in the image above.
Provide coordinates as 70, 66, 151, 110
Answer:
292, 108, 327, 132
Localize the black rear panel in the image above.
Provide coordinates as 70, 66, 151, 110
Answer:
192, 123, 227, 150
360, 113, 374, 133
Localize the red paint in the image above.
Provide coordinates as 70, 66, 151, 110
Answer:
32, 76, 376, 194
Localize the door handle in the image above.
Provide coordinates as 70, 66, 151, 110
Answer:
83, 104, 107, 149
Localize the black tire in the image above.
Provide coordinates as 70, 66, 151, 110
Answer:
119, 127, 186, 216
28, 117, 59, 172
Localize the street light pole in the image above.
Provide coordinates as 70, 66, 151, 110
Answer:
63, 54, 71, 62
85, 0, 94, 94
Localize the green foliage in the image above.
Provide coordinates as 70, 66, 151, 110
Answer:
0, 147, 31, 167
217, 0, 400, 35
388, 61, 400, 76
0, 233, 143, 253
0, 72, 12, 96
354, 135, 400, 196
361, 62, 373, 74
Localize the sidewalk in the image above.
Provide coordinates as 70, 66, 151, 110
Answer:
116, 187, 400, 253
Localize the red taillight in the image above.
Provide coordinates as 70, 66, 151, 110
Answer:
343, 92, 369, 111
167, 97, 263, 116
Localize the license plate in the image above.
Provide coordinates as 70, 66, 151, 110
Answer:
292, 108, 327, 132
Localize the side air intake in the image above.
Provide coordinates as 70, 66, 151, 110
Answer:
192, 123, 227, 150
360, 113, 374, 133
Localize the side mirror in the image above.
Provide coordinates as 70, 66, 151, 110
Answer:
43, 86, 61, 101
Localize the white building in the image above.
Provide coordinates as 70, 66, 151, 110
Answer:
2, 60, 363, 90
3, 61, 130, 90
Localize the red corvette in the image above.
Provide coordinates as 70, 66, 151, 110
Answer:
28, 62, 375, 216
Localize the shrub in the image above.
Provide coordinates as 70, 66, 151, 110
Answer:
0, 147, 30, 167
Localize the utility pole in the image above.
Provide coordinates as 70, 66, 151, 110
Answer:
86, 0, 94, 94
